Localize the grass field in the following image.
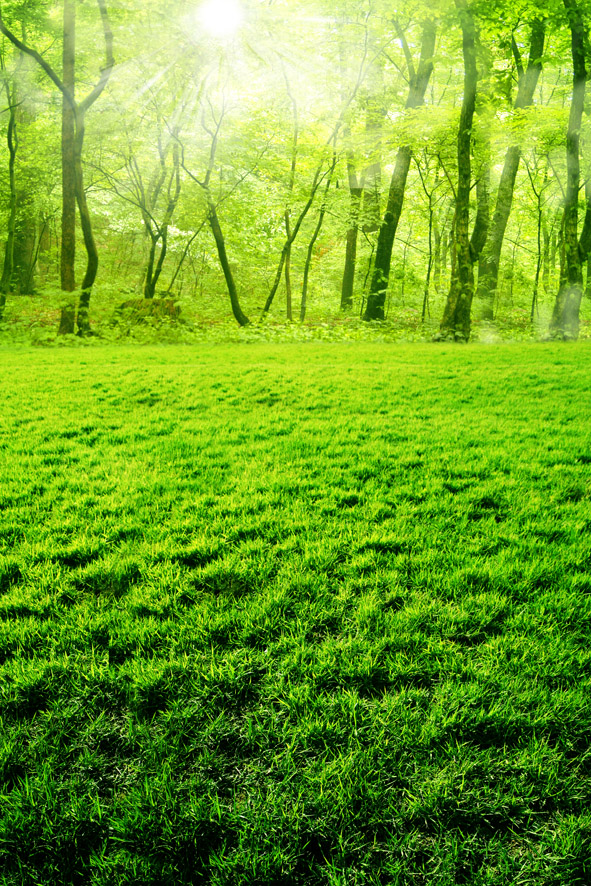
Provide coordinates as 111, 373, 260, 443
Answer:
1, 341, 591, 885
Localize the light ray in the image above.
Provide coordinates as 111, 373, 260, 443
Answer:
198, 0, 244, 40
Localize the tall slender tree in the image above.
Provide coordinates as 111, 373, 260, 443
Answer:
438, 0, 489, 341
0, 0, 114, 335
548, 0, 591, 339
61, 0, 76, 295
362, 18, 436, 321
0, 49, 19, 318
476, 17, 545, 320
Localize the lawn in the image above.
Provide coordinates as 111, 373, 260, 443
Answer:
1, 341, 590, 885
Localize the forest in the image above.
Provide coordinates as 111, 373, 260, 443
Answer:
0, 0, 590, 342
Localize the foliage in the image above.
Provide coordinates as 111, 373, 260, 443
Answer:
0, 0, 587, 334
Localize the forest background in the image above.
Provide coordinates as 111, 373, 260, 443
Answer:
0, 0, 590, 343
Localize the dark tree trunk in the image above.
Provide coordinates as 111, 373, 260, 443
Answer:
0, 97, 17, 314
341, 220, 360, 309
73, 114, 98, 335
363, 20, 436, 321
476, 19, 545, 320
549, 0, 591, 340
144, 234, 158, 299
340, 148, 362, 310
151, 226, 169, 295
207, 199, 249, 326
438, 0, 489, 341
61, 0, 76, 294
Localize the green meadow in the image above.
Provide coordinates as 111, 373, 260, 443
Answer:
1, 342, 591, 885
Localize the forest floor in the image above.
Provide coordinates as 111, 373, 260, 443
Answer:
1, 343, 591, 885
2, 288, 591, 345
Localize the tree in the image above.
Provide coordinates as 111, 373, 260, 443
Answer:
362, 17, 437, 321
61, 0, 75, 294
0, 45, 20, 317
0, 0, 114, 335
179, 104, 251, 327
547, 0, 591, 339
476, 16, 546, 320
438, 0, 489, 341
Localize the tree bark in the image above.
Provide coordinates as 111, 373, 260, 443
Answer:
340, 146, 362, 309
73, 113, 98, 335
59, 88, 76, 344
476, 19, 545, 320
61, 0, 76, 294
438, 0, 489, 342
0, 94, 17, 312
363, 20, 436, 321
207, 198, 249, 326
144, 234, 158, 299
548, 0, 591, 340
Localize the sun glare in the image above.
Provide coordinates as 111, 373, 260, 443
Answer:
198, 0, 244, 40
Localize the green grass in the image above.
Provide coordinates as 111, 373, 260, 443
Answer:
1, 341, 591, 885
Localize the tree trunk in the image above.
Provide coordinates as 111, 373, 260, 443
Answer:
207, 198, 249, 326
476, 19, 545, 320
61, 0, 76, 294
363, 20, 436, 321
144, 234, 159, 299
72, 115, 98, 335
341, 220, 360, 309
0, 99, 17, 312
438, 0, 489, 341
548, 0, 591, 340
151, 227, 169, 295
340, 148, 362, 310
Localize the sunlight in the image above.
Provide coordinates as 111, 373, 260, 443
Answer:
198, 0, 244, 40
